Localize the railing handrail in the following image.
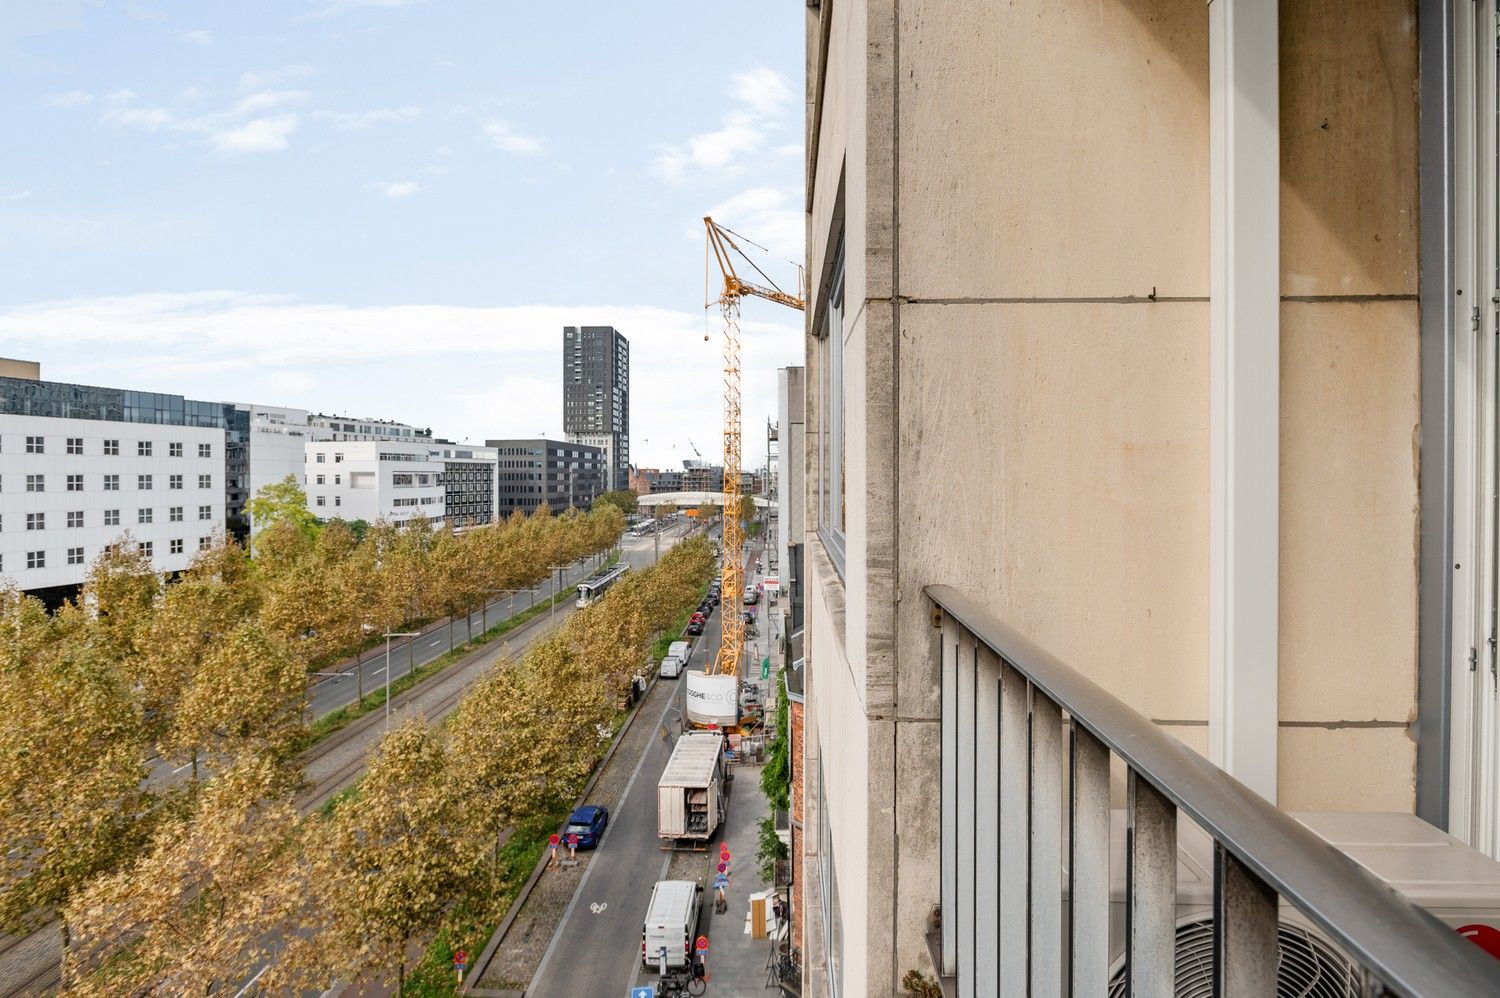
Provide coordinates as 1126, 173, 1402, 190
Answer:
926, 584, 1500, 996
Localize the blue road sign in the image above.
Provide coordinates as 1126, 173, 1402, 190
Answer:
713, 873, 730, 889
632, 988, 655, 998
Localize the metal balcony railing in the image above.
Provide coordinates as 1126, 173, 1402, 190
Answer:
927, 585, 1500, 997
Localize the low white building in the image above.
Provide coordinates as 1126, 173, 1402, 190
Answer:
241, 404, 311, 531
1, 370, 227, 595
304, 440, 446, 526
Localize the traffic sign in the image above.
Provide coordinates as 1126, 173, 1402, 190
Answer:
453, 950, 468, 969
696, 935, 709, 953
719, 843, 731, 856
761, 656, 770, 680
567, 834, 579, 848
713, 873, 730, 889
631, 987, 656, 998
717, 860, 728, 873
549, 833, 560, 846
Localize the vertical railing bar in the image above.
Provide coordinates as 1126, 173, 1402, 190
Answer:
1127, 770, 1176, 997
973, 645, 1002, 997
1029, 687, 1064, 995
1069, 725, 1110, 997
1213, 840, 1279, 996
997, 657, 1028, 995
940, 611, 957, 975
957, 629, 977, 998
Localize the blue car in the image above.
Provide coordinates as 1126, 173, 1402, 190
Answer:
564, 805, 609, 849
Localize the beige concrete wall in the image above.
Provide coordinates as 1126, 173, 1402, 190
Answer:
1276, 0, 1420, 809
0, 358, 40, 380
802, 0, 1422, 990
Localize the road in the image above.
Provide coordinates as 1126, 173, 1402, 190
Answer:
526, 533, 766, 998
0, 522, 701, 998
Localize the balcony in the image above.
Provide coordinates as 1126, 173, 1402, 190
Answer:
926, 585, 1500, 997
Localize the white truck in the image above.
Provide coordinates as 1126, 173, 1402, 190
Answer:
657, 731, 726, 842
640, 880, 704, 971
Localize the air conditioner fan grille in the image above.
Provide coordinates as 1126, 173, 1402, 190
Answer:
1106, 917, 1359, 998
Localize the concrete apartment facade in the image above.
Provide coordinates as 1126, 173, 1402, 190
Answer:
562, 325, 630, 491
799, 0, 1498, 993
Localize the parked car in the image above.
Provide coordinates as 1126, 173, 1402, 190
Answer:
687, 617, 705, 636
743, 587, 760, 606
564, 805, 609, 849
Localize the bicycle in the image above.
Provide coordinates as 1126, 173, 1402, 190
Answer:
658, 966, 708, 997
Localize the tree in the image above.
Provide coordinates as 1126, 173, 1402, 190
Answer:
0, 615, 154, 985
593, 489, 638, 516
738, 493, 757, 528
275, 721, 476, 995
67, 758, 304, 996
170, 621, 307, 778
244, 476, 319, 542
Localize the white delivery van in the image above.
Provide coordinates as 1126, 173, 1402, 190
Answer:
668, 640, 691, 664
641, 879, 703, 971
659, 653, 683, 679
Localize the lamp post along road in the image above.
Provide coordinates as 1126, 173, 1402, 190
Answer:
383, 631, 420, 732
550, 565, 570, 621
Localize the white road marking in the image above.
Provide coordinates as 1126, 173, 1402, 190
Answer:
232, 964, 267, 997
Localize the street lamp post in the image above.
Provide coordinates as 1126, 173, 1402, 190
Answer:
550, 564, 571, 621
383, 631, 420, 732
487, 589, 519, 632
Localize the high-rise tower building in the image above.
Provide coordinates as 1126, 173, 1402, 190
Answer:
562, 325, 629, 491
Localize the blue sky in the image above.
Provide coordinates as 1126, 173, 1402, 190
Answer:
0, 0, 805, 469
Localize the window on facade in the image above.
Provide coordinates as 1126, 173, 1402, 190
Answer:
67, 547, 84, 566
818, 246, 847, 576
138, 508, 153, 525
169, 539, 184, 555
334, 474, 342, 485
25, 474, 43, 493
198, 443, 211, 458
66, 474, 83, 492
139, 541, 153, 558
334, 452, 344, 463
315, 496, 326, 507
334, 495, 341, 507
138, 441, 153, 457
103, 439, 119, 456
25, 435, 43, 454
66, 437, 82, 455
315, 474, 325, 485
169, 442, 183, 457
818, 762, 844, 996
169, 474, 183, 490
169, 506, 183, 522
67, 511, 83, 528
198, 474, 212, 489
198, 505, 213, 521
104, 509, 120, 526
138, 474, 153, 490
199, 536, 212, 551
104, 474, 119, 491
316, 452, 325, 463
27, 551, 44, 570
26, 512, 44, 531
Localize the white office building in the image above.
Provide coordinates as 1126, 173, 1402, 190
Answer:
307, 414, 432, 443
240, 404, 311, 531
1, 368, 228, 596
304, 440, 446, 526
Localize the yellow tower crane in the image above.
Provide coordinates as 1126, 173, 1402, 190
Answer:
702, 217, 804, 688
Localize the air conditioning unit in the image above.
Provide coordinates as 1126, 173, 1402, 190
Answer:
1094, 811, 1500, 997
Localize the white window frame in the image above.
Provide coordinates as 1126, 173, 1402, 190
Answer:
817, 246, 847, 577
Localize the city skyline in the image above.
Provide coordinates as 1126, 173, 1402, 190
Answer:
0, 1, 803, 470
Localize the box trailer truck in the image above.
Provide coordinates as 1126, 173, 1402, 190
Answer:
657, 731, 726, 843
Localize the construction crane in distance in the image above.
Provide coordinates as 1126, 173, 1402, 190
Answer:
701, 216, 805, 694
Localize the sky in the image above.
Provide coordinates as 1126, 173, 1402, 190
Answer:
0, 0, 805, 471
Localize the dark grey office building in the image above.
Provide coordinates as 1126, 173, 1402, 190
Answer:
485, 438, 605, 517
562, 326, 629, 491
435, 445, 498, 526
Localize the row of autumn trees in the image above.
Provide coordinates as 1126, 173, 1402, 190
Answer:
0, 482, 626, 989
65, 533, 716, 994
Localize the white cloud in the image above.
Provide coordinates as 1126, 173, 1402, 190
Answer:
0, 189, 34, 204
0, 294, 802, 470
651, 67, 796, 185
301, 0, 426, 20
233, 90, 309, 116
209, 115, 298, 153
106, 89, 139, 106
177, 29, 214, 46
239, 65, 316, 91
42, 90, 93, 107
320, 106, 421, 130
705, 187, 804, 263
482, 119, 544, 156
369, 180, 419, 198
103, 105, 176, 131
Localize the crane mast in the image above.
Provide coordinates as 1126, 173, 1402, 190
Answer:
702, 217, 805, 685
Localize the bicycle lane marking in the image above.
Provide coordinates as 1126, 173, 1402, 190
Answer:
529, 675, 684, 992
